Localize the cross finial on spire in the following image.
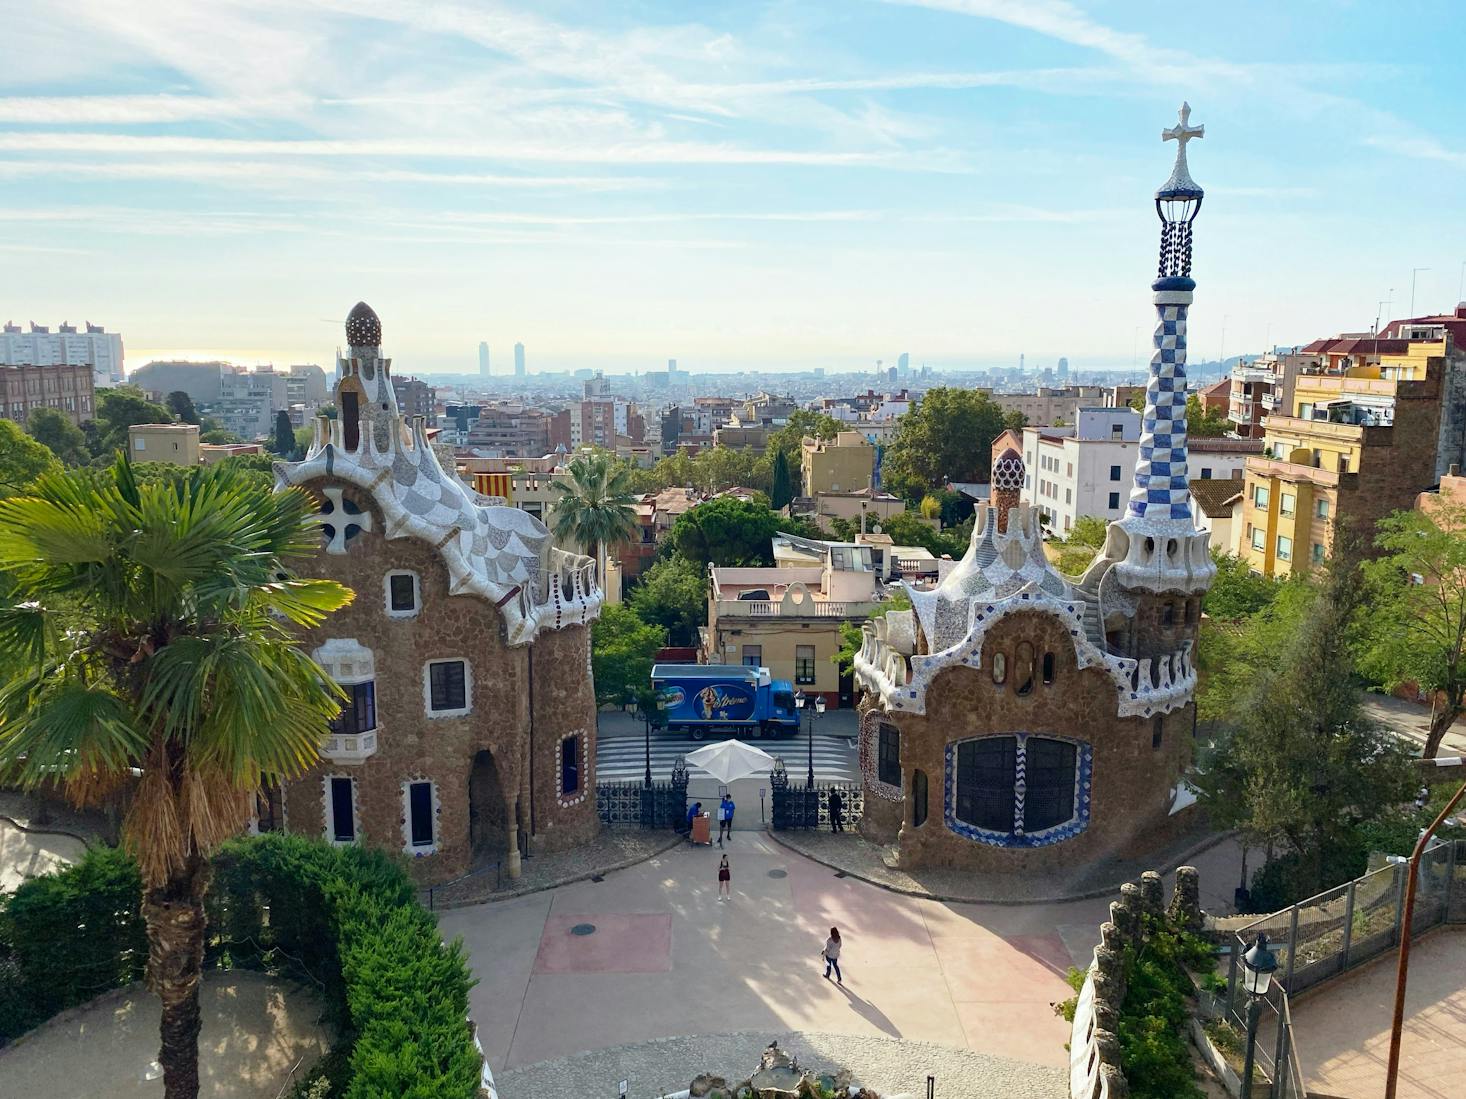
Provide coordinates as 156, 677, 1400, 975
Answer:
1163, 101, 1203, 150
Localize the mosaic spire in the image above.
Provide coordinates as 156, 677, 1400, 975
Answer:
1127, 104, 1205, 524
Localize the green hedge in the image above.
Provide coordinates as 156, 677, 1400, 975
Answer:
209, 833, 482, 1099
0, 845, 147, 1044
2, 834, 483, 1098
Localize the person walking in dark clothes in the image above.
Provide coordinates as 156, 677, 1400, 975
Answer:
821, 927, 843, 984
828, 788, 845, 833
717, 854, 731, 901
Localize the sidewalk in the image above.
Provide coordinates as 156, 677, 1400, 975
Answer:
769, 825, 1243, 909
1291, 927, 1466, 1099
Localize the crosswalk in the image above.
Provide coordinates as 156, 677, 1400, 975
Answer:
595, 731, 858, 783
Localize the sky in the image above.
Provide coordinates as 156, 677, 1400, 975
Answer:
2, 1, 1464, 376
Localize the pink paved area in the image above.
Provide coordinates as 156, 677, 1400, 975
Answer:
440, 831, 1244, 1074
1291, 928, 1466, 1099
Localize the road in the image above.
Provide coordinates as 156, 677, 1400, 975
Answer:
1358, 691, 1466, 758
596, 707, 859, 783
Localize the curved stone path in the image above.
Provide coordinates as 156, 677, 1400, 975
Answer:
0, 971, 331, 1099
499, 1030, 1067, 1099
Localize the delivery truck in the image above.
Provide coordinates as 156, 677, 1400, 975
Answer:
650, 664, 801, 740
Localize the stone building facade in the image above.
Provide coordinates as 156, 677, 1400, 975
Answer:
273, 303, 601, 884
854, 107, 1214, 874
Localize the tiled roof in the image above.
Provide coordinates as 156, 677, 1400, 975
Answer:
1189, 478, 1243, 518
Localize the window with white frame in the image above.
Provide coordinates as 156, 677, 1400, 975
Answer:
1276, 534, 1293, 561
314, 639, 378, 737
425, 659, 470, 716
560, 734, 582, 796
403, 780, 436, 853
1251, 527, 1265, 551
385, 570, 420, 617
325, 775, 357, 843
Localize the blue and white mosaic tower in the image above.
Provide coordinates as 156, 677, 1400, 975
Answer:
1106, 104, 1216, 594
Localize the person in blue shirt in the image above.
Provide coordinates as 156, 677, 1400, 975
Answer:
685, 801, 702, 841
718, 795, 735, 845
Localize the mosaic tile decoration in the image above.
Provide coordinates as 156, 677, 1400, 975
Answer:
942, 734, 1093, 848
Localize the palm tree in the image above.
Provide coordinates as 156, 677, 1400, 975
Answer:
0, 457, 352, 1099
551, 451, 638, 578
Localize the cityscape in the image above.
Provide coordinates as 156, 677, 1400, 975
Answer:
1, 6, 1464, 1099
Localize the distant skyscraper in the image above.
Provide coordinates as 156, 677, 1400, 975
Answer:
1057, 356, 1069, 381
478, 341, 490, 376
1019, 352, 1025, 374
897, 352, 910, 375
514, 342, 526, 377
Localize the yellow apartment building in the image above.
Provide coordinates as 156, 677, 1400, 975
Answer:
800, 430, 875, 495
127, 422, 200, 466
1238, 339, 1455, 577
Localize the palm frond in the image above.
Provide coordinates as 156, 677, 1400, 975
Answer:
0, 672, 147, 786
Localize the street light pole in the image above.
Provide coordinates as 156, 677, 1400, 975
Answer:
1385, 767, 1466, 1099
1238, 932, 1278, 1099
644, 707, 653, 788
807, 696, 825, 789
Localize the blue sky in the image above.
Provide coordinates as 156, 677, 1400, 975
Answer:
2, 1, 1464, 375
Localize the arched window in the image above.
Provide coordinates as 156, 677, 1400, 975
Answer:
1152, 716, 1164, 750
991, 651, 1007, 685
1161, 602, 1175, 626
878, 723, 901, 788
1015, 642, 1035, 696
1042, 652, 1056, 685
950, 735, 1085, 844
912, 769, 928, 828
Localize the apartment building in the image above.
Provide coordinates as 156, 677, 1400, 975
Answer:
128, 423, 200, 465
1, 320, 123, 387
801, 430, 875, 495
1022, 408, 1257, 534
1228, 350, 1307, 438
391, 376, 437, 425
211, 367, 288, 441
994, 385, 1106, 426
0, 360, 95, 427
705, 539, 885, 706
1238, 334, 1464, 577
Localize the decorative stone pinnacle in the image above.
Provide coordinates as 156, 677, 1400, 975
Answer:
1159, 102, 1204, 198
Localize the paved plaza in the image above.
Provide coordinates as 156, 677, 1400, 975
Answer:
441, 831, 1241, 1097
0, 817, 85, 893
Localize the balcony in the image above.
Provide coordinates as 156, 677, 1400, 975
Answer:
715, 598, 877, 619
323, 729, 378, 762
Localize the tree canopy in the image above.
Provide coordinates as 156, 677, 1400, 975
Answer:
1204, 551, 1284, 620
1185, 393, 1230, 438
89, 386, 174, 459
1194, 540, 1416, 907
551, 451, 638, 571
590, 604, 665, 707
165, 391, 200, 426
1358, 500, 1466, 757
669, 495, 821, 568
628, 557, 706, 646
882, 387, 1012, 501
25, 408, 88, 467
0, 420, 61, 497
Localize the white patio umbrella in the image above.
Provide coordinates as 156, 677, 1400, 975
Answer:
683, 739, 779, 785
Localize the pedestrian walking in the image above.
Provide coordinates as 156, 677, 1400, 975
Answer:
717, 854, 731, 900
828, 788, 845, 833
718, 793, 735, 845
821, 927, 843, 984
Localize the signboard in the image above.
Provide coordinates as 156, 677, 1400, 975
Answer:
691, 682, 755, 721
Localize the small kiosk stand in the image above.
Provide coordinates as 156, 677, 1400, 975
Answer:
690, 812, 712, 846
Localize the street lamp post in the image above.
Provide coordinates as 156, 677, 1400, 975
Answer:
1239, 932, 1279, 1099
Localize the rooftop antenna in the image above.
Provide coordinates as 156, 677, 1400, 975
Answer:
1410, 268, 1430, 318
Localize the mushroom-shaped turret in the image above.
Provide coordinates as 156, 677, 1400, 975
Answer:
345, 301, 382, 348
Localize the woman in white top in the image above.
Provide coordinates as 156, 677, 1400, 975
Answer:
821, 927, 843, 984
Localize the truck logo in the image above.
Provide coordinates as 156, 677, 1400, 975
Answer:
660, 687, 686, 708
696, 684, 752, 719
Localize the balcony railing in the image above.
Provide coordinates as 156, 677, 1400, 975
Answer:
324, 729, 378, 762
716, 598, 876, 618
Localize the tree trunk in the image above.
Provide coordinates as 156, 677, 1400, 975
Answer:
142, 855, 213, 1099
1424, 699, 1459, 759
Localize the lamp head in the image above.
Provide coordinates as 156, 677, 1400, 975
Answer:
815, 696, 827, 714
1240, 932, 1278, 996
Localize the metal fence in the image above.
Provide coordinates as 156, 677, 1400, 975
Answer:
595, 779, 691, 829
769, 779, 864, 831
1217, 837, 1465, 1097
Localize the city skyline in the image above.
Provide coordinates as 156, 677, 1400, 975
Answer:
3, 1, 1464, 373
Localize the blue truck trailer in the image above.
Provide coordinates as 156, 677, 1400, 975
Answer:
650, 664, 800, 739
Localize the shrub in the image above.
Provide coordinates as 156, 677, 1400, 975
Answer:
209, 833, 481, 1099
0, 845, 146, 1044
1248, 835, 1369, 913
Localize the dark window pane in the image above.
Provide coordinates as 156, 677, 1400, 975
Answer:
912, 769, 928, 828
1042, 652, 1055, 685
331, 681, 376, 735
409, 782, 433, 846
878, 723, 901, 787
955, 737, 1015, 832
561, 735, 580, 795
1023, 738, 1077, 832
429, 661, 467, 710
389, 573, 416, 611
330, 777, 355, 842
